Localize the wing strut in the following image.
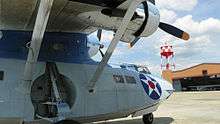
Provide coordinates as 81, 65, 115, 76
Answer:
88, 0, 146, 92
22, 0, 54, 93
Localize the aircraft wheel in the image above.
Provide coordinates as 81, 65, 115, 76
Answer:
142, 113, 154, 124
55, 120, 80, 124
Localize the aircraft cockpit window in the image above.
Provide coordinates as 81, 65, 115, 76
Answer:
113, 75, 125, 83
137, 67, 151, 74
0, 71, 4, 81
125, 76, 136, 84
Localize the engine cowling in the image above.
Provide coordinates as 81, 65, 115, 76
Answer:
77, 1, 160, 43
140, 1, 160, 37
121, 1, 160, 43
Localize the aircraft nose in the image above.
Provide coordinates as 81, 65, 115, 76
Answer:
145, 74, 174, 101
161, 81, 174, 100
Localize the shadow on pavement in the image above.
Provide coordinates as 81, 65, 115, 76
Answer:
154, 117, 174, 124
26, 117, 174, 124
96, 117, 174, 124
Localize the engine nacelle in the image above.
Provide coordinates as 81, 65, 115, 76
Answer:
121, 1, 160, 43
140, 2, 160, 37
77, 1, 160, 43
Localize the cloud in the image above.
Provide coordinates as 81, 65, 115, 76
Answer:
160, 9, 177, 23
158, 15, 220, 46
164, 16, 220, 70
174, 15, 220, 34
157, 0, 198, 11
101, 31, 114, 43
92, 1, 220, 75
174, 35, 211, 57
149, 14, 220, 72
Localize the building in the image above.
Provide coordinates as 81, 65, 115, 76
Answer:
162, 63, 220, 91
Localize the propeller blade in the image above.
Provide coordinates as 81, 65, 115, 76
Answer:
97, 29, 105, 58
99, 49, 105, 58
129, 37, 140, 48
99, 44, 104, 49
97, 29, 102, 41
159, 22, 190, 40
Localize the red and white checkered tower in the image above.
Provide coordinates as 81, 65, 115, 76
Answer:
160, 43, 175, 70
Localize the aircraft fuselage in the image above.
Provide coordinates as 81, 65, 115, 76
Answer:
0, 31, 173, 123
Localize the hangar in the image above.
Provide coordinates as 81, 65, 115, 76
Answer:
163, 63, 220, 91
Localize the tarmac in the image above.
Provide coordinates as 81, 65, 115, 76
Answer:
94, 91, 220, 124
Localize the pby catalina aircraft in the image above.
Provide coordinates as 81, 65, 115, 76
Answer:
0, 0, 190, 124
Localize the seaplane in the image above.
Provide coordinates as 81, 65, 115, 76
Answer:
0, 0, 190, 124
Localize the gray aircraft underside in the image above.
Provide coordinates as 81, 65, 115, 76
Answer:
0, 0, 160, 44
1, 0, 117, 33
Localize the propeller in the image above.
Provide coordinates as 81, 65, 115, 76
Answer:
97, 29, 105, 57
97, 29, 102, 41
129, 2, 190, 48
129, 22, 190, 48
159, 22, 190, 41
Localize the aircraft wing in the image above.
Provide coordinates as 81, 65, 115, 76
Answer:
1, 0, 158, 34
117, 0, 155, 9
0, 0, 129, 34
69, 0, 127, 8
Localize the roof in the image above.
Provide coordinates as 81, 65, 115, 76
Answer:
172, 63, 220, 79
173, 63, 220, 73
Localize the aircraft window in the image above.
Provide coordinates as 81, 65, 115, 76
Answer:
113, 75, 125, 83
125, 76, 136, 84
0, 71, 4, 80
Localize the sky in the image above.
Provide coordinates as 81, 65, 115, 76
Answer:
92, 0, 220, 76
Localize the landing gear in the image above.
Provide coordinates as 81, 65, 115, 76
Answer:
142, 113, 154, 124
55, 120, 80, 124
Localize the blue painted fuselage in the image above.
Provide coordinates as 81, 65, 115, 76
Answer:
0, 30, 96, 64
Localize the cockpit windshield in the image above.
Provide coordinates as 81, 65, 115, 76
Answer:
137, 66, 151, 74
120, 64, 151, 74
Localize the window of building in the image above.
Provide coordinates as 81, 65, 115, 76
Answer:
125, 76, 136, 84
113, 75, 125, 83
202, 70, 208, 76
0, 71, 4, 81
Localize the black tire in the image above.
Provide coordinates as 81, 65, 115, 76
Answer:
55, 120, 80, 124
142, 113, 154, 124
